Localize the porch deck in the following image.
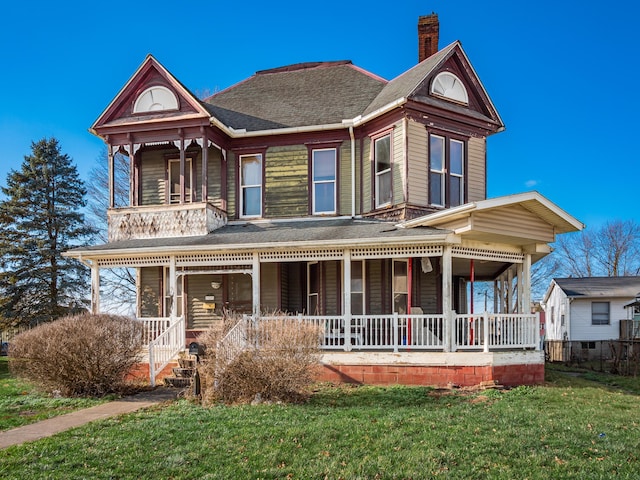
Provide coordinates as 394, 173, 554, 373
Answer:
138, 312, 542, 386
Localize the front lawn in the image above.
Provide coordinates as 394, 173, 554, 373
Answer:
0, 357, 107, 432
0, 367, 639, 479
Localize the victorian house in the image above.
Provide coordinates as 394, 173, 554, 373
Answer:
67, 15, 583, 386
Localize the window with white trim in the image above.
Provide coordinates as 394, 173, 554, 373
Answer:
240, 154, 262, 218
429, 134, 465, 208
351, 260, 365, 315
393, 259, 408, 314
592, 302, 610, 325
163, 267, 184, 318
168, 158, 193, 204
374, 134, 392, 207
312, 148, 336, 214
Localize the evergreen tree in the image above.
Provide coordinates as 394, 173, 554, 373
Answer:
0, 138, 95, 327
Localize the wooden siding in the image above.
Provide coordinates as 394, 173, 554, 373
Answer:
139, 267, 162, 317
392, 122, 406, 205
264, 146, 308, 218
227, 152, 237, 218
187, 274, 223, 330
323, 261, 341, 315
407, 119, 429, 207
140, 151, 166, 206
366, 259, 384, 314
338, 141, 359, 216
282, 263, 304, 313
362, 139, 372, 212
467, 137, 486, 202
473, 205, 555, 243
416, 262, 440, 314
206, 147, 224, 210
260, 263, 279, 311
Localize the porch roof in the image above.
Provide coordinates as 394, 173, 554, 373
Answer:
66, 218, 453, 258
400, 191, 584, 245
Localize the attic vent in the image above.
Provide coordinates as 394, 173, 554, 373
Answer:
133, 86, 179, 113
431, 72, 468, 104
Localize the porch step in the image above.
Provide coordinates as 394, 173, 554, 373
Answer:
172, 367, 194, 378
163, 356, 198, 389
164, 377, 192, 388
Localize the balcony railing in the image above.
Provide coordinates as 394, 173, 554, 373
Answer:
107, 202, 226, 242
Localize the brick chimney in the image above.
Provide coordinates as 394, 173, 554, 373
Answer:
418, 14, 439, 63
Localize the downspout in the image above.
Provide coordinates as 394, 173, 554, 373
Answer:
349, 125, 356, 218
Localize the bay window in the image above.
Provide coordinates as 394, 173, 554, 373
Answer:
429, 134, 466, 208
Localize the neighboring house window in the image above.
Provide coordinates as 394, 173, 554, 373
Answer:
168, 158, 193, 204
351, 260, 365, 315
240, 154, 262, 218
374, 134, 392, 207
429, 134, 465, 208
592, 302, 610, 325
312, 148, 337, 214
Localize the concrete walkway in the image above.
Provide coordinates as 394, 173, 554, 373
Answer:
0, 388, 179, 450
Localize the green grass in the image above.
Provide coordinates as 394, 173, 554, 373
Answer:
0, 357, 107, 431
1, 367, 640, 479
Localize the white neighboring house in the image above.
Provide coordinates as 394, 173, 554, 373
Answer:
542, 277, 640, 343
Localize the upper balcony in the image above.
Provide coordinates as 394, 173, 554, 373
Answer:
107, 202, 227, 242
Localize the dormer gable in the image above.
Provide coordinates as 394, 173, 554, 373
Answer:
91, 54, 210, 136
409, 42, 503, 131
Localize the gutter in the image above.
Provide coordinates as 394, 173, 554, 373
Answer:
210, 98, 408, 139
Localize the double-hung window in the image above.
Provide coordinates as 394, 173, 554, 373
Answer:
312, 148, 336, 214
429, 134, 465, 208
592, 302, 610, 325
240, 154, 262, 218
374, 134, 392, 207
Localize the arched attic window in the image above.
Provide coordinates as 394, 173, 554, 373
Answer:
133, 86, 179, 113
430, 72, 468, 104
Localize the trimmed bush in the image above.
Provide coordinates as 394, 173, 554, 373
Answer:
198, 313, 321, 404
9, 314, 144, 397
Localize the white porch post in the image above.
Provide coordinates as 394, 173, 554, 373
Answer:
343, 249, 352, 350
91, 261, 100, 314
252, 252, 260, 316
516, 262, 524, 313
506, 268, 513, 313
442, 245, 453, 352
522, 253, 532, 314
169, 256, 177, 319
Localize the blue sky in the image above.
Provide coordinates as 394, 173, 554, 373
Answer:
0, 1, 637, 231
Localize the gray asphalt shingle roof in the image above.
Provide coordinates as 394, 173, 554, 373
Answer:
204, 61, 387, 131
71, 219, 449, 254
554, 277, 640, 298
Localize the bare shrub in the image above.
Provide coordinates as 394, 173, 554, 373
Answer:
9, 314, 144, 397
199, 313, 322, 404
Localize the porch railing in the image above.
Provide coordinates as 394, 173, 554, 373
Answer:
147, 316, 185, 387
252, 311, 540, 353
